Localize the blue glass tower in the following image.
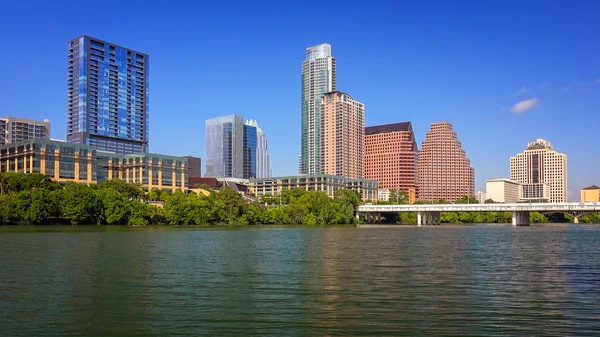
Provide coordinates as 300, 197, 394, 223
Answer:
67, 35, 149, 154
243, 124, 257, 179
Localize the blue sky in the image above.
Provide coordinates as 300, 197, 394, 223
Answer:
1, 0, 599, 199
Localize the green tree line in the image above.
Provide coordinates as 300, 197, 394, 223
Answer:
0, 173, 361, 226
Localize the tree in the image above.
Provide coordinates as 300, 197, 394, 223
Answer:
54, 183, 103, 225
388, 189, 408, 204
260, 194, 279, 205
455, 196, 479, 204
484, 199, 496, 204
97, 188, 132, 225
147, 189, 159, 201
281, 187, 307, 204
334, 189, 362, 209
99, 179, 144, 200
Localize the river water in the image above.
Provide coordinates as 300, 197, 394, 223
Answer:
1, 224, 599, 336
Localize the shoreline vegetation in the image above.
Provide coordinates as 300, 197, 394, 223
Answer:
0, 173, 596, 226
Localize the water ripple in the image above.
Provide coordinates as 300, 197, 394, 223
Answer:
1, 225, 599, 336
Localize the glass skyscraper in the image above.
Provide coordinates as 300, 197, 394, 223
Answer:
245, 119, 271, 178
205, 115, 244, 178
243, 124, 257, 179
67, 35, 149, 155
300, 43, 336, 175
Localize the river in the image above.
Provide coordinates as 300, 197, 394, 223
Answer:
1, 224, 599, 336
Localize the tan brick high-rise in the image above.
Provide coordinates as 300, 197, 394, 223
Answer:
321, 91, 364, 179
417, 122, 475, 202
510, 138, 567, 203
364, 122, 417, 197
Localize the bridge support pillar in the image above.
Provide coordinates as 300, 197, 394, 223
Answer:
512, 211, 530, 226
573, 216, 579, 224
418, 211, 441, 226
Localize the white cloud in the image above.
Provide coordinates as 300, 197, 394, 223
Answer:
517, 86, 528, 95
596, 78, 600, 83
511, 97, 539, 114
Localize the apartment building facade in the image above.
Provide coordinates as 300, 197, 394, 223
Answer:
417, 122, 475, 202
300, 43, 336, 175
321, 91, 364, 179
67, 35, 149, 154
364, 121, 417, 197
0, 117, 50, 145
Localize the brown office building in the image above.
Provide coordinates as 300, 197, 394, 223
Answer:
364, 122, 417, 200
417, 122, 474, 202
321, 91, 364, 179
183, 156, 201, 178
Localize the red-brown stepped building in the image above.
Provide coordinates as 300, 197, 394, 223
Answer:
364, 122, 417, 203
417, 122, 475, 202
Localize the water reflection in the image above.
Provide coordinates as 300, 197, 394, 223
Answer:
1, 225, 600, 335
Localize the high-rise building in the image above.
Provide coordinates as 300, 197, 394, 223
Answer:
67, 35, 149, 155
486, 179, 521, 203
205, 115, 244, 178
417, 122, 475, 202
475, 191, 487, 203
364, 122, 417, 195
510, 138, 567, 203
182, 156, 201, 178
245, 119, 271, 178
300, 43, 336, 175
321, 91, 364, 179
243, 123, 257, 179
0, 117, 50, 145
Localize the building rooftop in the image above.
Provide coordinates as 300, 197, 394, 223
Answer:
527, 138, 553, 150
365, 122, 412, 135
582, 185, 600, 190
486, 178, 520, 184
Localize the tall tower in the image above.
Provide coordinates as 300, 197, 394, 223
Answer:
321, 91, 364, 179
300, 43, 336, 175
364, 121, 417, 201
245, 119, 272, 178
417, 122, 475, 202
510, 139, 567, 202
243, 123, 257, 179
67, 35, 149, 154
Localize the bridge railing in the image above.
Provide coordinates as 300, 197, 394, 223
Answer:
357, 202, 600, 213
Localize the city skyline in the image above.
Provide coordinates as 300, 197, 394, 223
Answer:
1, 1, 599, 197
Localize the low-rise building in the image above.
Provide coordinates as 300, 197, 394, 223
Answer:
475, 191, 487, 203
378, 189, 390, 202
0, 139, 188, 192
581, 185, 600, 202
248, 175, 378, 201
486, 179, 521, 203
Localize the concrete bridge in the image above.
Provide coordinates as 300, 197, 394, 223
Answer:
356, 202, 600, 226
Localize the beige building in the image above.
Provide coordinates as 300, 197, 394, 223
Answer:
475, 191, 487, 203
0, 116, 50, 145
321, 91, 364, 179
0, 139, 188, 192
581, 185, 600, 202
510, 138, 567, 203
417, 122, 475, 202
486, 179, 521, 203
